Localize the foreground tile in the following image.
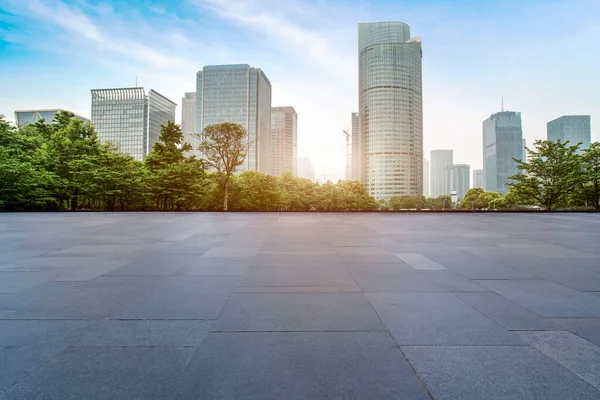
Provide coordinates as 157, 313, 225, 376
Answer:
394, 253, 447, 270
242, 265, 355, 287
181, 332, 430, 400
402, 345, 600, 400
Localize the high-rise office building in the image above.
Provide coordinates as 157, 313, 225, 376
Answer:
447, 164, 470, 201
430, 150, 453, 197
181, 92, 197, 156
14, 109, 90, 126
547, 115, 591, 151
297, 157, 315, 181
195, 64, 272, 173
270, 106, 297, 176
351, 112, 360, 180
423, 157, 430, 197
91, 87, 176, 161
472, 169, 484, 189
483, 111, 523, 195
358, 21, 423, 199
522, 138, 527, 162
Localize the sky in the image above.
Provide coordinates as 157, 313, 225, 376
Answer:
1, 0, 599, 182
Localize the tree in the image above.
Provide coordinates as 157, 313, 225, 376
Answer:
198, 123, 247, 211
580, 142, 600, 210
509, 140, 582, 210
475, 191, 501, 210
461, 188, 484, 210
388, 195, 415, 210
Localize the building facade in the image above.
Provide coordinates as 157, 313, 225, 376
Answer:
91, 88, 176, 161
358, 21, 423, 199
351, 112, 360, 180
195, 64, 272, 173
447, 164, 470, 201
181, 92, 197, 156
14, 109, 90, 126
483, 111, 523, 195
430, 150, 453, 198
297, 157, 315, 181
472, 169, 484, 189
547, 115, 591, 151
423, 156, 430, 197
270, 106, 297, 176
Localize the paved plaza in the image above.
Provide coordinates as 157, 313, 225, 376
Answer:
1, 212, 600, 399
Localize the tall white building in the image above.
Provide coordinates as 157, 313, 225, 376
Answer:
447, 164, 470, 201
351, 112, 360, 180
430, 150, 453, 198
270, 106, 297, 176
91, 87, 176, 161
181, 92, 196, 156
195, 64, 272, 173
358, 21, 423, 199
423, 157, 430, 197
472, 169, 484, 189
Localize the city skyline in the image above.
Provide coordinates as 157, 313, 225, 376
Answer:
2, 0, 600, 181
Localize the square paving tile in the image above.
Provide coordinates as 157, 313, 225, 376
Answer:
352, 271, 446, 293
402, 345, 600, 400
181, 332, 430, 400
242, 265, 355, 287
394, 253, 448, 270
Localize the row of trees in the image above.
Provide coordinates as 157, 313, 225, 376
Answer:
0, 113, 378, 211
1, 112, 598, 211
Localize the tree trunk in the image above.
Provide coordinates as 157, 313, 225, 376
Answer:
223, 180, 229, 211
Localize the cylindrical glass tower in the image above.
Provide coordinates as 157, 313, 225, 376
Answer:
358, 22, 423, 199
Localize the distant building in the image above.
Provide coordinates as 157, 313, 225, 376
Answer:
483, 111, 523, 195
196, 64, 272, 173
447, 164, 470, 201
297, 157, 315, 181
430, 150, 453, 197
181, 92, 196, 156
423, 157, 430, 197
351, 112, 360, 180
270, 106, 297, 176
358, 21, 423, 199
472, 169, 484, 189
91, 87, 176, 161
547, 115, 591, 151
522, 138, 527, 162
14, 109, 90, 126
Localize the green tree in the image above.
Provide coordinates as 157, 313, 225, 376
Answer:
198, 123, 247, 211
580, 142, 600, 210
388, 195, 415, 210
475, 191, 501, 210
509, 140, 582, 210
278, 171, 317, 211
234, 171, 281, 211
461, 188, 484, 210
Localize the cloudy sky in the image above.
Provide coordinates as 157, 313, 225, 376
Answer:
1, 0, 599, 181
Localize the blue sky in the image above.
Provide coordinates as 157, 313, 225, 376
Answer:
1, 0, 599, 181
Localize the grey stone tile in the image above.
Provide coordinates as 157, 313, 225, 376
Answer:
516, 331, 600, 390
2, 347, 196, 400
367, 293, 521, 345
234, 286, 362, 294
53, 260, 128, 281
181, 332, 430, 400
213, 293, 386, 331
344, 261, 413, 274
478, 280, 600, 317
242, 265, 355, 287
334, 247, 391, 256
340, 255, 402, 263
78, 275, 167, 287
458, 245, 527, 256
142, 241, 212, 255
43, 244, 143, 257
106, 254, 199, 276
402, 345, 600, 400
456, 292, 557, 330
202, 246, 260, 257
420, 271, 488, 292
70, 320, 213, 347
259, 242, 334, 254
394, 253, 448, 270
352, 271, 446, 293
0, 257, 93, 272
0, 320, 92, 348
553, 318, 600, 346
253, 254, 343, 267
0, 272, 65, 294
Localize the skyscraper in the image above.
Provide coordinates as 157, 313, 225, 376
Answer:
351, 112, 360, 180
522, 138, 527, 162
270, 106, 297, 176
423, 157, 430, 197
472, 169, 484, 189
14, 109, 90, 126
297, 157, 315, 181
358, 22, 423, 199
181, 92, 196, 156
195, 64, 272, 173
447, 164, 470, 201
547, 115, 591, 151
91, 87, 176, 161
430, 150, 453, 197
483, 111, 523, 195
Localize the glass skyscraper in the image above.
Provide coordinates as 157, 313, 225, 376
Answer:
547, 115, 591, 151
430, 150, 453, 198
195, 64, 272, 173
14, 109, 90, 126
91, 88, 176, 161
181, 92, 197, 157
358, 21, 423, 199
351, 112, 360, 180
472, 169, 484, 189
447, 164, 470, 201
482, 111, 523, 195
270, 106, 297, 176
